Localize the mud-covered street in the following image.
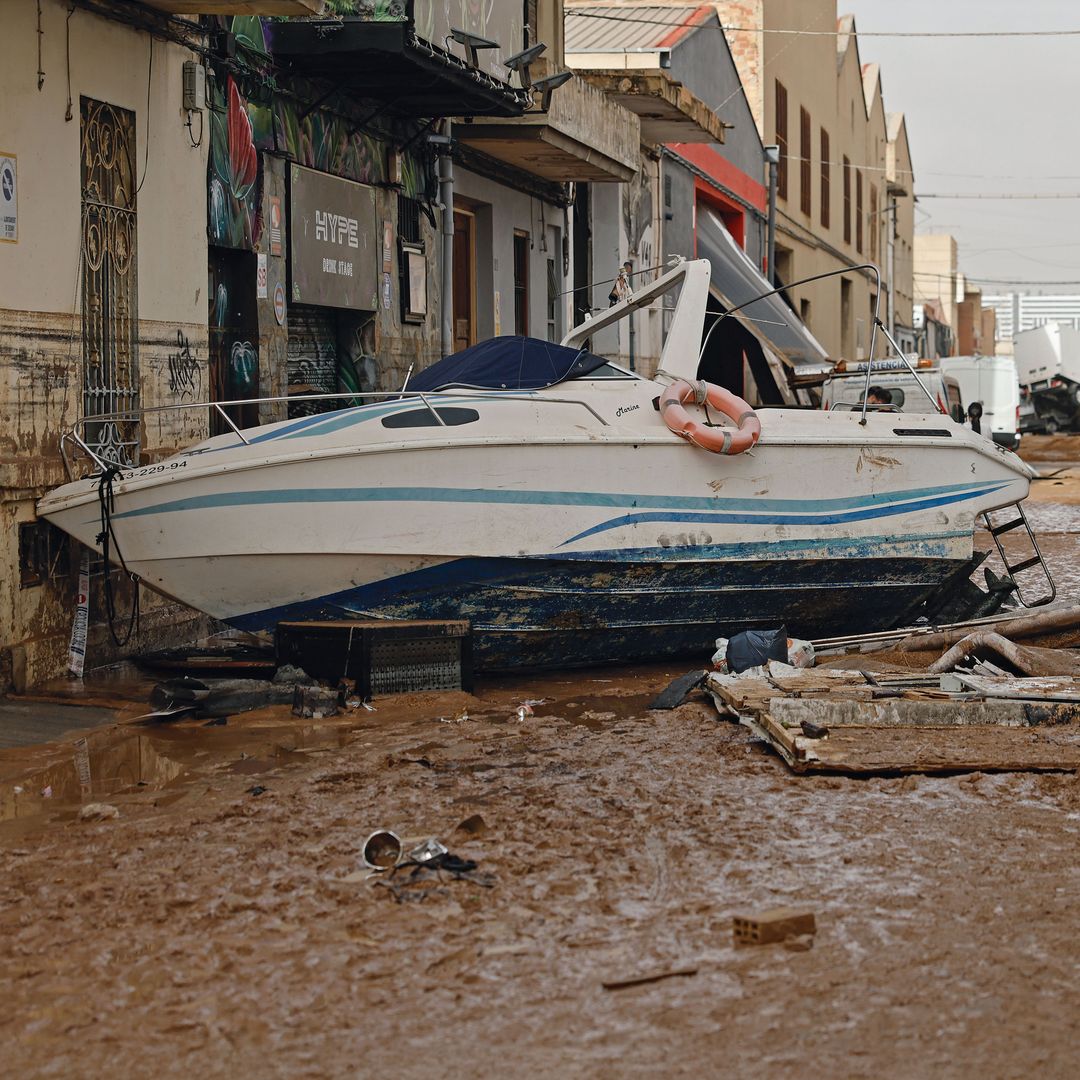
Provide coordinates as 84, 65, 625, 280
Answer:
2, 436, 1080, 1078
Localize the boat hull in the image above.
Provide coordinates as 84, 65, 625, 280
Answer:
216, 548, 965, 669
38, 400, 1033, 671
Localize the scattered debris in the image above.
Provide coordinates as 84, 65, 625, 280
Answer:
362, 829, 403, 870
373, 846, 494, 903
78, 803, 120, 821
602, 966, 699, 991
273, 664, 317, 685
453, 813, 487, 839
648, 670, 707, 710
800, 719, 829, 739
897, 605, 1080, 653
707, 666, 1080, 774
714, 627, 789, 674
929, 631, 1080, 677
136, 643, 277, 679
513, 704, 532, 722
246, 785, 267, 797
292, 685, 339, 719
407, 837, 449, 864
733, 907, 817, 946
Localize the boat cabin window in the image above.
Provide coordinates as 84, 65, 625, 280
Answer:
381, 406, 480, 429
583, 362, 640, 380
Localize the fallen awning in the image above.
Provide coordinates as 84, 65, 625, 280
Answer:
696, 208, 830, 368
569, 70, 728, 145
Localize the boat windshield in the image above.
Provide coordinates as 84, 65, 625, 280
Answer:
408, 335, 619, 392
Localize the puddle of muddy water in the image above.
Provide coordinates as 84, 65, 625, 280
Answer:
0, 663, 683, 838
0, 717, 356, 835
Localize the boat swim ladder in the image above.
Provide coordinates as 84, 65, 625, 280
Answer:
981, 502, 1057, 608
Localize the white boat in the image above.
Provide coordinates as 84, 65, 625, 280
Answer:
38, 259, 1041, 669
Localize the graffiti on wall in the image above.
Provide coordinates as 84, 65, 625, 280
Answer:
230, 341, 259, 399
167, 330, 201, 400
209, 75, 263, 251
275, 105, 387, 188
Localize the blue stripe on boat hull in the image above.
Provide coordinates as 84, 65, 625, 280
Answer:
227, 551, 966, 670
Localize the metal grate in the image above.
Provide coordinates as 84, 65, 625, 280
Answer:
81, 97, 139, 467
369, 637, 464, 694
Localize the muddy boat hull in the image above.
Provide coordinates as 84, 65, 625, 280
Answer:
223, 549, 966, 669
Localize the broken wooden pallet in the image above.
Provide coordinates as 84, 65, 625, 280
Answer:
706, 667, 1080, 775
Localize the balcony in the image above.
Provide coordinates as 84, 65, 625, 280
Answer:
569, 70, 727, 146
454, 74, 639, 183
268, 5, 529, 119
143, 1, 324, 12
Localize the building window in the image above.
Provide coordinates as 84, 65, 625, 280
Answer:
774, 80, 788, 200
869, 184, 878, 261
799, 106, 811, 216
820, 129, 830, 228
513, 231, 529, 335
547, 257, 560, 342
81, 97, 139, 466
398, 194, 421, 243
842, 156, 851, 244
855, 169, 863, 254
19, 521, 70, 589
398, 194, 426, 323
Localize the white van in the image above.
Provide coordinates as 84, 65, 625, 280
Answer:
940, 355, 1020, 450
820, 358, 965, 420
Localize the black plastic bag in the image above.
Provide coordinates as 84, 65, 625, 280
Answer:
726, 626, 788, 673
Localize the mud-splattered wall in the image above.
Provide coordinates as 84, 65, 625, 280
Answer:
0, 2, 214, 691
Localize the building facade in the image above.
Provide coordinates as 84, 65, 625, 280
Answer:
714, 1, 916, 362
1, 1, 215, 691
1, 0, 643, 689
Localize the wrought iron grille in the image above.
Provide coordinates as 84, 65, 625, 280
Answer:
81, 97, 139, 466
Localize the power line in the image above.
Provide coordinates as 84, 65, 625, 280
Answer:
916, 193, 1080, 200
913, 271, 1080, 286
776, 151, 1080, 182
566, 10, 1080, 39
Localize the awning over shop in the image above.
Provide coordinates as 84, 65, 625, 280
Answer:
568, 70, 729, 145
696, 208, 830, 368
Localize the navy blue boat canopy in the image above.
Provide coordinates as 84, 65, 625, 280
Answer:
408, 336, 610, 392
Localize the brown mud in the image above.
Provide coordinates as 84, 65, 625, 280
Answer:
2, 439, 1080, 1076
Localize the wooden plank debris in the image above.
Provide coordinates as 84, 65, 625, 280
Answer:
706, 665, 1080, 775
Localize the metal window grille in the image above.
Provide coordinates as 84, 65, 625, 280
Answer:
397, 194, 421, 243
81, 98, 139, 466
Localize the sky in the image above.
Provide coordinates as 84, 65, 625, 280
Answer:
840, 0, 1080, 295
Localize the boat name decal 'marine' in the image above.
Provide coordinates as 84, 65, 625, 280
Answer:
108, 480, 1009, 529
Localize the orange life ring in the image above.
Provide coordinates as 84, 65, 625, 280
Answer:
659, 379, 761, 454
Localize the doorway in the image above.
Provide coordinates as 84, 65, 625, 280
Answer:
453, 209, 476, 353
